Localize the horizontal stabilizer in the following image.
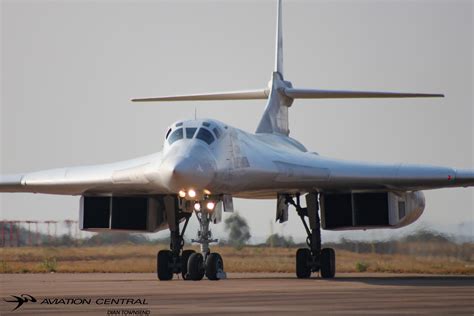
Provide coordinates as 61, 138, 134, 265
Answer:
132, 89, 268, 102
284, 88, 444, 99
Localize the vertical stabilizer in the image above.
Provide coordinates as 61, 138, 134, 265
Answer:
132, 0, 443, 136
256, 0, 293, 135
275, 0, 283, 75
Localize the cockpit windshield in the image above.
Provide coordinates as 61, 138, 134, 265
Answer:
168, 128, 183, 145
185, 128, 197, 139
165, 128, 172, 139
166, 121, 222, 146
196, 128, 215, 145
213, 127, 221, 139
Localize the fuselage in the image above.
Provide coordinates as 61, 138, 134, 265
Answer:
155, 118, 466, 199
157, 118, 312, 199
2, 117, 468, 197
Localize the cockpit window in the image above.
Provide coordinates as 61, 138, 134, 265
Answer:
185, 128, 197, 139
196, 128, 215, 145
168, 128, 183, 144
165, 128, 172, 139
202, 122, 211, 127
175, 122, 183, 127
213, 127, 221, 139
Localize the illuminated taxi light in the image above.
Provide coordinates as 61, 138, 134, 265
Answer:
188, 189, 197, 198
203, 189, 211, 195
178, 190, 186, 198
194, 202, 201, 211
206, 201, 215, 210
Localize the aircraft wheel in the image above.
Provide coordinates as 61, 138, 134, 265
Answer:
188, 253, 205, 281
296, 248, 312, 279
157, 250, 173, 281
205, 253, 224, 281
320, 248, 336, 279
181, 249, 196, 280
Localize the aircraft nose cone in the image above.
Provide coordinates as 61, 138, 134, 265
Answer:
160, 149, 216, 192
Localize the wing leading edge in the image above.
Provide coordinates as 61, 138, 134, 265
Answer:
265, 152, 474, 193
0, 153, 167, 195
323, 162, 474, 191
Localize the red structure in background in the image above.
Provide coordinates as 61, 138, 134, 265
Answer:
35, 221, 40, 246
25, 220, 39, 246
9, 221, 19, 247
44, 220, 58, 244
0, 221, 20, 247
0, 220, 79, 247
1, 221, 5, 246
64, 219, 75, 240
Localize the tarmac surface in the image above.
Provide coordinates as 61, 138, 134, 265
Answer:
1, 273, 473, 315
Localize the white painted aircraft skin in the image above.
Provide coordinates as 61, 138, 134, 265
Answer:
1, 117, 472, 198
1, 0, 473, 204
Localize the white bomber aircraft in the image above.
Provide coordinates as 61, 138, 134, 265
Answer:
1, 0, 473, 281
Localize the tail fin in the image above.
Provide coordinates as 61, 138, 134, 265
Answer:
132, 0, 444, 136
255, 0, 293, 135
274, 0, 283, 75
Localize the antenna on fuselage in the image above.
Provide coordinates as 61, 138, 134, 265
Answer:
132, 0, 444, 136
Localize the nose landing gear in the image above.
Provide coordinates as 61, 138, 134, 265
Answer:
188, 206, 226, 281
156, 196, 225, 281
287, 193, 336, 279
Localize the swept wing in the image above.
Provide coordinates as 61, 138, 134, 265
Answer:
0, 153, 165, 195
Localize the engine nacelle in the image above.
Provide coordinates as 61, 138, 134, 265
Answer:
320, 191, 425, 230
79, 195, 176, 232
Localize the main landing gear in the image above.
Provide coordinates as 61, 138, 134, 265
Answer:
157, 197, 225, 281
157, 208, 193, 281
286, 193, 336, 279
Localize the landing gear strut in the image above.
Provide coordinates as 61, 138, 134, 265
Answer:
287, 193, 335, 279
157, 210, 193, 281
188, 207, 226, 281
157, 196, 226, 281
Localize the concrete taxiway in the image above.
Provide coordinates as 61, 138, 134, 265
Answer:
1, 273, 473, 315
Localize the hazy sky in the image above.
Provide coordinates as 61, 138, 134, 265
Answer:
1, 0, 473, 242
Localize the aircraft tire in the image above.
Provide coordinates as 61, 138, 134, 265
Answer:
205, 253, 224, 281
188, 253, 205, 281
320, 248, 336, 279
181, 249, 196, 280
157, 250, 173, 281
296, 248, 312, 279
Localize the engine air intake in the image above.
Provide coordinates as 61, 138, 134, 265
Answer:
320, 191, 425, 230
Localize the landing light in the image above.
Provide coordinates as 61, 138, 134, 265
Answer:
178, 190, 186, 198
206, 201, 215, 210
203, 189, 211, 195
194, 202, 201, 211
188, 189, 196, 198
